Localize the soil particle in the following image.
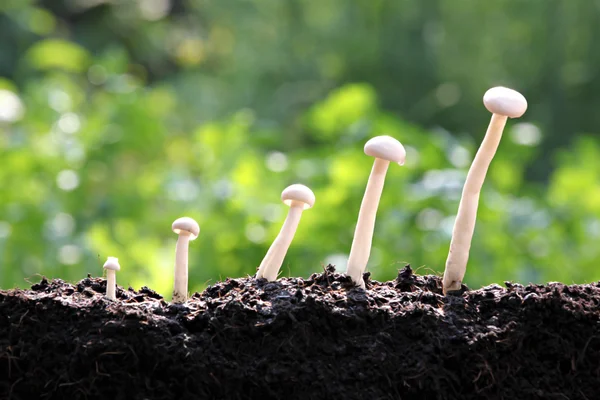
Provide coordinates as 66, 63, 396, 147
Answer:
1, 265, 599, 400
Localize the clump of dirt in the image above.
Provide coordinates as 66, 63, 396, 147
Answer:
1, 265, 599, 399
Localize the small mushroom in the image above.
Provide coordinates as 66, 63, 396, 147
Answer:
442, 86, 527, 294
256, 184, 315, 281
172, 217, 200, 303
346, 135, 406, 288
103, 257, 120, 301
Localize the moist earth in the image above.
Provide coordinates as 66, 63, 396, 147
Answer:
1, 265, 599, 400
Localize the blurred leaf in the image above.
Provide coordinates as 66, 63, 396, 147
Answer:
26, 39, 91, 73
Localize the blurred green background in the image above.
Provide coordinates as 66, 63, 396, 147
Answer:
2, 0, 600, 297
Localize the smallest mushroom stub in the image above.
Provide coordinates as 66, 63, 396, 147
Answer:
364, 135, 407, 165
103, 257, 120, 271
483, 87, 528, 118
103, 256, 120, 301
172, 217, 200, 239
281, 184, 316, 210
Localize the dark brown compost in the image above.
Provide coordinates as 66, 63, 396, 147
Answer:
1, 265, 599, 400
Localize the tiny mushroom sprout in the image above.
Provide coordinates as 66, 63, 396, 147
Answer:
442, 86, 527, 294
256, 184, 315, 281
346, 135, 406, 289
103, 257, 120, 301
172, 217, 200, 303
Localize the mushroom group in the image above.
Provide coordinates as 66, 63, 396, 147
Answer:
97, 84, 529, 304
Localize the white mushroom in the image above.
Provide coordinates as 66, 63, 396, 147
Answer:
346, 135, 406, 288
256, 184, 315, 281
442, 86, 527, 294
172, 217, 200, 303
103, 257, 120, 301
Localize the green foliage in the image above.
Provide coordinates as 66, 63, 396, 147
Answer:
1, 1, 600, 297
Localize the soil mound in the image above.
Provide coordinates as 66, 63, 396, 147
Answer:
1, 265, 599, 399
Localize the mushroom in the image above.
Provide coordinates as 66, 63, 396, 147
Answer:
103, 257, 120, 301
172, 217, 200, 303
442, 86, 527, 294
346, 135, 406, 288
256, 184, 315, 281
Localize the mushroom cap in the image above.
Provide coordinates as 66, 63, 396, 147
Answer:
172, 217, 200, 239
103, 257, 121, 271
483, 87, 528, 118
364, 135, 406, 165
281, 184, 315, 210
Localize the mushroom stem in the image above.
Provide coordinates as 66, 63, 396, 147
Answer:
443, 113, 507, 293
347, 157, 390, 288
173, 234, 191, 303
257, 202, 304, 281
106, 270, 117, 300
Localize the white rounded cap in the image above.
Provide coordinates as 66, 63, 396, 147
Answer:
281, 184, 315, 210
364, 135, 406, 165
103, 257, 120, 271
172, 217, 200, 239
483, 87, 528, 118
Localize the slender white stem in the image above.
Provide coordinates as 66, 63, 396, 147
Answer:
106, 270, 116, 300
346, 158, 390, 288
173, 234, 191, 303
443, 113, 508, 293
257, 203, 304, 281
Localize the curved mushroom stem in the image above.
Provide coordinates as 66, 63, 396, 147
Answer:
257, 202, 304, 281
443, 113, 508, 294
347, 158, 390, 288
106, 270, 117, 300
173, 234, 191, 303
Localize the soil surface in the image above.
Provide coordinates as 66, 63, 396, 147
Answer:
1, 265, 599, 400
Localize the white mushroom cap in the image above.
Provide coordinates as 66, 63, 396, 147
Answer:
281, 184, 315, 210
172, 217, 200, 240
364, 135, 406, 165
483, 87, 528, 118
103, 257, 121, 271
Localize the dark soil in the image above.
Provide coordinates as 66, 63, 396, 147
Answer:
1, 265, 599, 400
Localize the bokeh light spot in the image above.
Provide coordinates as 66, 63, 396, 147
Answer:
57, 170, 80, 191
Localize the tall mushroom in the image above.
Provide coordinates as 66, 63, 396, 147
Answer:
172, 217, 200, 303
256, 184, 315, 281
103, 257, 120, 301
346, 135, 406, 288
442, 86, 527, 294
